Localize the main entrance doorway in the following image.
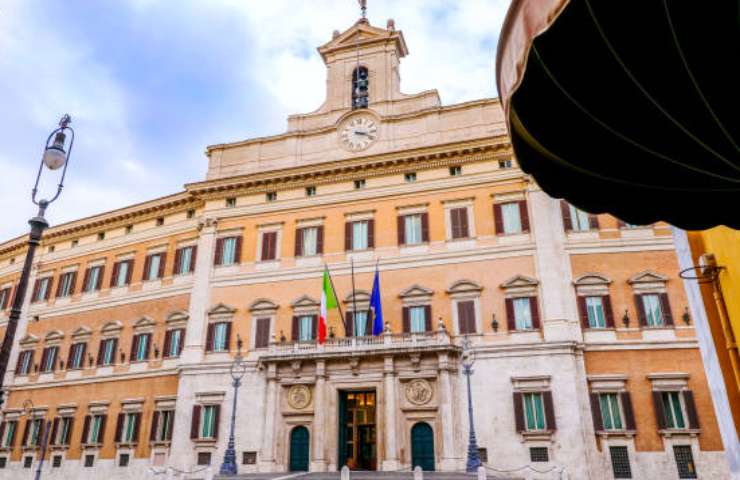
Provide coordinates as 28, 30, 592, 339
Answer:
289, 426, 310, 471
411, 422, 435, 471
338, 390, 377, 470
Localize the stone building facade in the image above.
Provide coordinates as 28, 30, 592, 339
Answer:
0, 18, 731, 479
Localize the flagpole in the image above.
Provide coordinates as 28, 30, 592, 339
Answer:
325, 264, 347, 336
351, 257, 358, 336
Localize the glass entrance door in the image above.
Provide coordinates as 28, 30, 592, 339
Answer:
338, 391, 377, 470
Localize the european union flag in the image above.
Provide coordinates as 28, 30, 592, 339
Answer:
370, 267, 384, 335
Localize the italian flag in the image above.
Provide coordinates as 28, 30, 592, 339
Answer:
319, 267, 337, 344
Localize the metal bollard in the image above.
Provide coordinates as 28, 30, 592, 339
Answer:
413, 465, 424, 480
477, 465, 486, 480
341, 465, 351, 480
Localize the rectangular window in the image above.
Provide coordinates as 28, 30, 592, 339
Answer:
354, 179, 366, 190
569, 205, 592, 231
599, 393, 624, 430
301, 227, 318, 256
89, 415, 104, 444
261, 232, 278, 261
113, 261, 131, 287
225, 197, 236, 208
213, 323, 229, 352
404, 172, 417, 183
449, 207, 470, 239
177, 246, 195, 274
610, 446, 632, 479
165, 329, 184, 358
352, 221, 369, 250
404, 214, 423, 245
353, 311, 368, 336
40, 346, 58, 373
499, 159, 513, 169
662, 391, 686, 429
586, 296, 606, 328
201, 406, 216, 438
56, 272, 76, 297
449, 166, 462, 176
84, 266, 103, 293
133, 334, 150, 362
34, 277, 51, 302
501, 202, 523, 234
145, 253, 163, 281
57, 417, 72, 445
513, 297, 533, 330
299, 315, 314, 341
197, 452, 211, 465
221, 237, 238, 265
101, 338, 116, 366
154, 410, 174, 442
0, 456, 7, 468
123, 413, 138, 443
68, 342, 86, 369
24, 456, 33, 468
409, 306, 427, 333
118, 453, 130, 467
84, 454, 95, 467
305, 186, 316, 197
17, 350, 33, 375
674, 445, 697, 479
529, 447, 549, 462
642, 294, 664, 326
0, 287, 10, 310
243, 451, 257, 465
28, 418, 43, 446
266, 191, 277, 202
1, 421, 16, 448
255, 318, 271, 349
523, 393, 546, 431
52, 455, 62, 468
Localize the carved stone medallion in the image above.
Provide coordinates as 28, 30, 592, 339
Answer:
405, 379, 433, 406
287, 384, 312, 410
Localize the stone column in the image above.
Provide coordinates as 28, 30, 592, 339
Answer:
382, 356, 399, 471
260, 363, 278, 471
181, 217, 218, 363
437, 352, 457, 471
310, 360, 327, 471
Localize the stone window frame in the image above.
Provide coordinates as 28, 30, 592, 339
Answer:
71, 326, 92, 343
646, 373, 698, 437
206, 304, 235, 353
32, 273, 54, 303
442, 198, 476, 241
294, 217, 325, 259
142, 244, 168, 283
344, 210, 376, 254
249, 299, 278, 350
446, 280, 483, 335
511, 375, 554, 441
193, 391, 225, 446
500, 275, 540, 332
50, 404, 77, 449
256, 222, 283, 263
628, 271, 672, 329
214, 229, 243, 268
162, 312, 188, 358
23, 407, 49, 450
116, 398, 145, 448
573, 273, 614, 330
396, 203, 430, 248
290, 295, 320, 341
491, 191, 528, 236
343, 290, 371, 336
587, 375, 636, 438
151, 396, 177, 446
399, 285, 435, 333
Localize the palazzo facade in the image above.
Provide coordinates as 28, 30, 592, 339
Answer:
0, 18, 731, 479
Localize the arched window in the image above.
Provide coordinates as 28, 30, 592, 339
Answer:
352, 67, 369, 109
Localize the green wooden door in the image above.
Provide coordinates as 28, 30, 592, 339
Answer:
289, 426, 310, 471
411, 422, 435, 471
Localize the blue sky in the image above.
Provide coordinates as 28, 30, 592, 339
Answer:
0, 0, 508, 240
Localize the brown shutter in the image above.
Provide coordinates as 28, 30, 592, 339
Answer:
130, 334, 138, 362
150, 411, 160, 442
55, 274, 64, 298
213, 405, 220, 439
660, 293, 674, 325
82, 268, 91, 293
158, 253, 167, 278
261, 234, 269, 261
543, 391, 556, 430
424, 305, 432, 331
652, 391, 667, 430
603, 295, 615, 328
124, 261, 133, 285
133, 413, 141, 442
367, 219, 375, 248
79, 343, 87, 367
291, 316, 299, 341
98, 415, 107, 443
519, 200, 530, 232
621, 392, 636, 430
189, 246, 197, 272
8, 420, 17, 446
214, 238, 224, 266
21, 419, 30, 446
577, 296, 589, 328
560, 200, 572, 231
114, 413, 124, 442
316, 226, 324, 254
109, 262, 119, 288
81, 415, 91, 444
344, 222, 352, 251
234, 236, 243, 264
589, 214, 600, 230
166, 411, 174, 440
163, 331, 172, 358
493, 204, 504, 235
513, 392, 524, 432
144, 333, 151, 359
590, 393, 603, 432
95, 266, 104, 290
683, 390, 700, 429
190, 406, 201, 439
40, 348, 48, 372
346, 311, 354, 337
96, 340, 104, 366
142, 255, 152, 281
0, 423, 4, 446
458, 301, 475, 334
294, 228, 303, 256
421, 212, 429, 242
450, 208, 461, 238
14, 351, 23, 374
173, 248, 182, 275
402, 307, 410, 333
397, 216, 405, 245
255, 318, 270, 348
505, 298, 516, 331
530, 297, 541, 329
311, 315, 318, 340
635, 294, 647, 326
31, 279, 40, 302
205, 324, 214, 352
225, 322, 232, 350
69, 272, 78, 295
50, 417, 59, 445
63, 418, 73, 445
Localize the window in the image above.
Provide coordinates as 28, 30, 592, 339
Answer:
200, 405, 218, 439
457, 300, 476, 334
641, 294, 664, 327
1, 420, 17, 448
130, 334, 151, 362
529, 447, 549, 462
163, 329, 184, 358
494, 201, 529, 235
449, 166, 462, 176
501, 202, 522, 234
354, 179, 366, 190
48, 245, 56, 253
674, 445, 697, 479
207, 322, 231, 352
610, 446, 632, 479
404, 172, 416, 183
15, 350, 34, 375
197, 452, 211, 465
55, 272, 76, 298
216, 236, 241, 266
118, 453, 130, 467
449, 207, 470, 239
409, 306, 427, 333
174, 246, 196, 275
116, 412, 141, 444
266, 191, 277, 202
523, 393, 546, 431
254, 318, 271, 349
156, 217, 164, 226
125, 224, 134, 234
54, 417, 73, 446
298, 315, 314, 341
346, 220, 373, 251
499, 159, 512, 169
662, 391, 686, 429
0, 457, 5, 468
32, 277, 51, 302
352, 66, 369, 109
352, 311, 368, 336
84, 454, 95, 467
477, 448, 488, 463
71, 240, 79, 248
260, 232, 278, 261
305, 186, 316, 197
513, 297, 533, 330
295, 226, 323, 257
187, 209, 195, 219
97, 232, 105, 241
111, 260, 133, 288
40, 346, 58, 373
399, 213, 429, 245
26, 418, 43, 446
0, 287, 11, 310
83, 265, 104, 293
242, 451, 257, 465
513, 386, 555, 435
568, 204, 592, 232
97, 338, 118, 366
225, 197, 236, 208
85, 414, 106, 444
24, 456, 33, 468
143, 253, 165, 281
68, 342, 86, 369
586, 296, 606, 328
599, 393, 623, 430
151, 410, 174, 442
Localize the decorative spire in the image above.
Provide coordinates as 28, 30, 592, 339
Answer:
359, 0, 367, 20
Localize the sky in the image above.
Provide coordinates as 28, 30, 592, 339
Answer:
0, 0, 510, 240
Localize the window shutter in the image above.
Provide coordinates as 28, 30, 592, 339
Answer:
31, 279, 40, 302
66, 344, 74, 368
402, 307, 410, 333
560, 200, 572, 231
519, 200, 530, 232
652, 391, 667, 430
291, 316, 299, 341
189, 246, 198, 272
225, 322, 232, 351
114, 413, 124, 443
173, 248, 182, 275
81, 415, 91, 444
311, 315, 318, 340
424, 305, 432, 331
124, 261, 133, 285
589, 214, 600, 230
205, 324, 214, 352
14, 352, 22, 374
683, 390, 700, 429
493, 204, 504, 235
0, 423, 4, 446
346, 311, 354, 337
577, 296, 589, 328
421, 212, 430, 242
150, 411, 160, 442
79, 343, 87, 367
98, 415, 107, 443
660, 293, 674, 325
234, 236, 243, 264
214, 238, 224, 266
459, 208, 470, 238
142, 255, 152, 281
94, 266, 104, 290
69, 272, 78, 295
397, 216, 405, 245
158, 253, 167, 278
368, 219, 375, 248
50, 417, 59, 445
55, 275, 64, 298
130, 335, 138, 362
634, 294, 647, 326
621, 392, 636, 430
589, 393, 603, 431
543, 391, 557, 430
21, 419, 30, 446
166, 410, 175, 440
96, 340, 104, 366
190, 406, 201, 439
294, 228, 303, 257
255, 318, 270, 348
530, 297, 541, 329
40, 348, 48, 372
163, 330, 172, 358
513, 392, 524, 433
109, 262, 119, 288
603, 295, 615, 328
458, 301, 475, 334
450, 208, 461, 238
505, 298, 516, 331
82, 268, 91, 293
133, 412, 141, 442
144, 333, 151, 359
344, 222, 352, 251
316, 226, 324, 254
213, 405, 221, 439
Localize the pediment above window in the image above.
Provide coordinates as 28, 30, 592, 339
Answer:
399, 285, 433, 300
446, 280, 483, 297
166, 311, 189, 328
628, 271, 669, 293
343, 290, 371, 311
44, 330, 65, 345
101, 321, 123, 337
249, 298, 279, 313
500, 275, 538, 297
573, 273, 611, 296
133, 316, 155, 332
208, 303, 237, 321
291, 295, 320, 309
72, 326, 92, 341
19, 333, 39, 347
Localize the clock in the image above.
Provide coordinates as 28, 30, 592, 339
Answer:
339, 115, 378, 152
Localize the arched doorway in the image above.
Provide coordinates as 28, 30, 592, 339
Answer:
289, 426, 310, 472
410, 422, 435, 471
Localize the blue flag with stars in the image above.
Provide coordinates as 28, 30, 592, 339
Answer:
370, 267, 384, 335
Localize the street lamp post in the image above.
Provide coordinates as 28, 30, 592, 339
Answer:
0, 115, 74, 408
462, 336, 481, 472
219, 335, 247, 476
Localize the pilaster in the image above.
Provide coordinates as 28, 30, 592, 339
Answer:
381, 355, 399, 471
437, 352, 457, 471
259, 363, 278, 471
310, 360, 327, 472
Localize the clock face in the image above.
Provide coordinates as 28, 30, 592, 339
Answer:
339, 116, 378, 152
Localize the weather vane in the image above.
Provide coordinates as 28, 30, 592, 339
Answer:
359, 0, 367, 19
